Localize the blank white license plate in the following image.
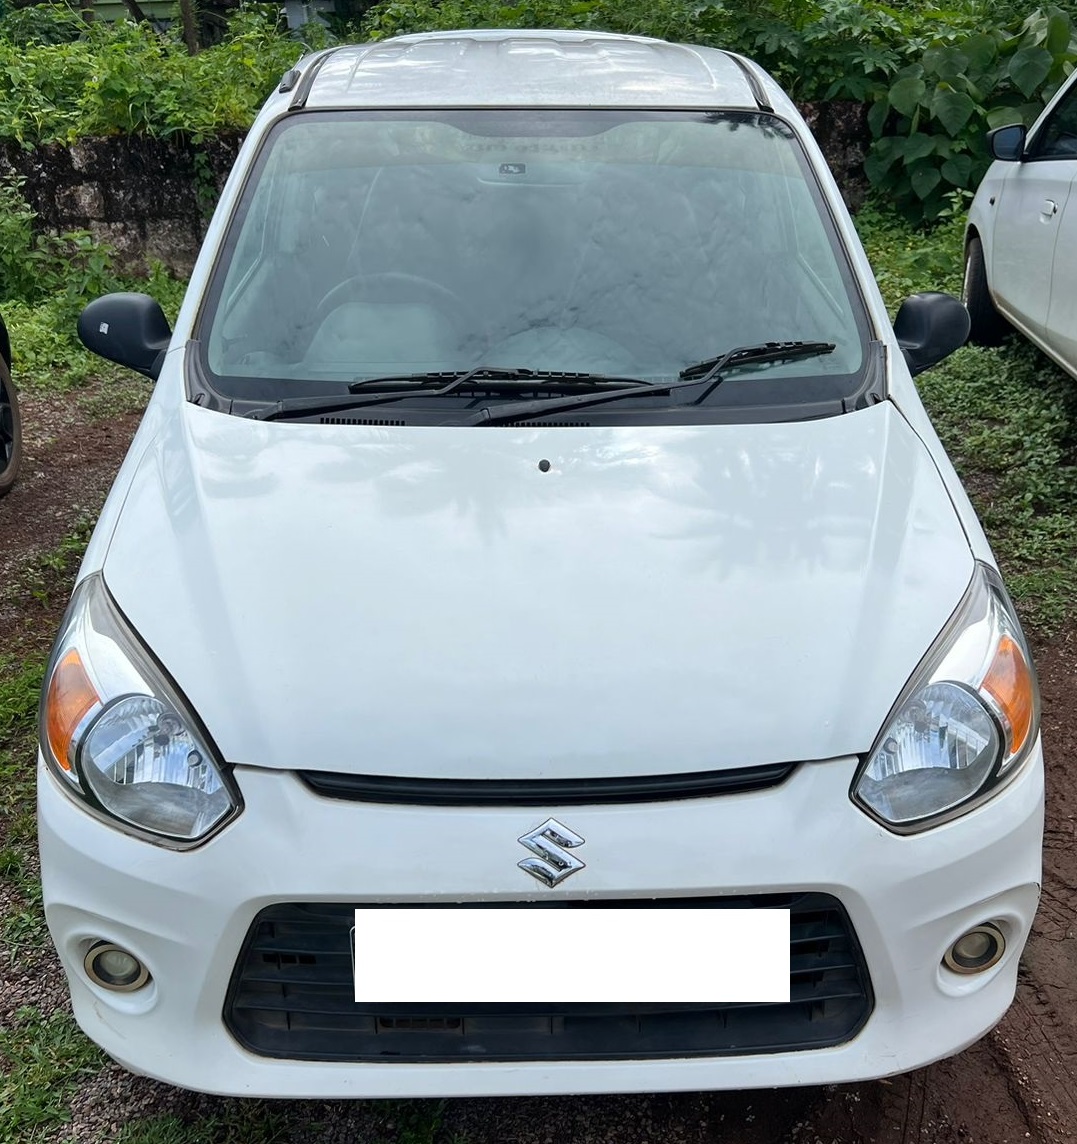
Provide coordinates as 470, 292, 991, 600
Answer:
353, 908, 790, 1004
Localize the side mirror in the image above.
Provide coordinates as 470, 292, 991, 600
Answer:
988, 123, 1026, 162
78, 293, 172, 380
893, 292, 970, 376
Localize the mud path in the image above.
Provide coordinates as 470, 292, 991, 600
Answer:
1, 388, 1074, 1144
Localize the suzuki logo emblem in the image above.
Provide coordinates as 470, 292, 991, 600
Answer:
517, 818, 586, 887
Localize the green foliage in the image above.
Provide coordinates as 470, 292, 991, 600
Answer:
0, 1, 87, 46
113, 1107, 294, 1144
0, 653, 45, 829
361, 0, 698, 41
0, 4, 303, 145
26, 518, 94, 601
3, 264, 184, 395
3, 296, 104, 391
0, 1008, 102, 1144
698, 0, 918, 101
855, 196, 965, 305
867, 6, 1077, 221
0, 655, 43, 739
0, 176, 117, 308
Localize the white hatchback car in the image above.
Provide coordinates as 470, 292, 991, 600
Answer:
40, 30, 1042, 1098
965, 65, 1077, 369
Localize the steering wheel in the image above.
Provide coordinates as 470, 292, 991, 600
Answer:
311, 273, 477, 342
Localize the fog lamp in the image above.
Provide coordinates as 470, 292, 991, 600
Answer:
943, 923, 1006, 974
84, 941, 151, 991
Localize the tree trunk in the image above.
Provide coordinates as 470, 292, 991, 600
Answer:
179, 0, 200, 54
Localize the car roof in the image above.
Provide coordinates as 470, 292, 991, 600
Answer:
299, 30, 777, 111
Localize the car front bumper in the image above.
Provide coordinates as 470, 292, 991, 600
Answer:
39, 745, 1043, 1097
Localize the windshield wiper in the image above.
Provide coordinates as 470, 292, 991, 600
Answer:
467, 341, 837, 426
348, 365, 650, 394
247, 366, 652, 422
678, 340, 837, 384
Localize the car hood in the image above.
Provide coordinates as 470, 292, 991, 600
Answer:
102, 401, 973, 778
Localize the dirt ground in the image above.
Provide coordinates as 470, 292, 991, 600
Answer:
2, 386, 1076, 1144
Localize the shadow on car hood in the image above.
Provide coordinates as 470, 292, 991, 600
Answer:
102, 402, 973, 778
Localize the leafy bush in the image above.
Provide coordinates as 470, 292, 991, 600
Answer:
697, 1, 931, 101
0, 2, 87, 45
0, 176, 116, 309
361, 0, 699, 42
0, 4, 304, 144
866, 6, 1077, 220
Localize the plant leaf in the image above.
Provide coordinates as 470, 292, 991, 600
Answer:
987, 105, 1025, 129
864, 150, 896, 186
925, 46, 969, 83
901, 132, 938, 164
867, 98, 890, 137
1045, 10, 1072, 57
1009, 45, 1054, 98
961, 33, 999, 74
911, 163, 942, 199
941, 154, 974, 186
889, 75, 927, 117
931, 88, 977, 135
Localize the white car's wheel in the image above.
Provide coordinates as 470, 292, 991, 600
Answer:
963, 235, 1010, 346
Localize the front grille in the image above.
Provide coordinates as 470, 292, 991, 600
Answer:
224, 894, 872, 1062
299, 762, 796, 806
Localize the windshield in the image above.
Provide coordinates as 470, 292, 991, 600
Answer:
199, 109, 869, 419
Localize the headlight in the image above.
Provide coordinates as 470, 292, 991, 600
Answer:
852, 562, 1039, 832
39, 573, 240, 847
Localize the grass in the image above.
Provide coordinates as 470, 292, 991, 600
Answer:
0, 1008, 103, 1144
0, 527, 94, 996
0, 653, 46, 868
113, 1108, 296, 1144
20, 517, 95, 605
3, 242, 187, 398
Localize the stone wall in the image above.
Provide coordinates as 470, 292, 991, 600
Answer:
0, 104, 870, 277
0, 132, 243, 277
798, 101, 871, 208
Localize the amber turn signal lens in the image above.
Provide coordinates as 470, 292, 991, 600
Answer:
45, 649, 99, 772
981, 635, 1035, 757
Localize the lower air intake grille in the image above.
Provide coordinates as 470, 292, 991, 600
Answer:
224, 894, 872, 1062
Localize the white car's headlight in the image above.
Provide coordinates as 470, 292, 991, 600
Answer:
852, 562, 1039, 832
40, 573, 240, 847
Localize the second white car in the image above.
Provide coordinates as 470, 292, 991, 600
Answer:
965, 65, 1077, 372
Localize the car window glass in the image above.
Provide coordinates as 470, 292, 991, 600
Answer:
200, 111, 867, 413
1034, 84, 1077, 159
